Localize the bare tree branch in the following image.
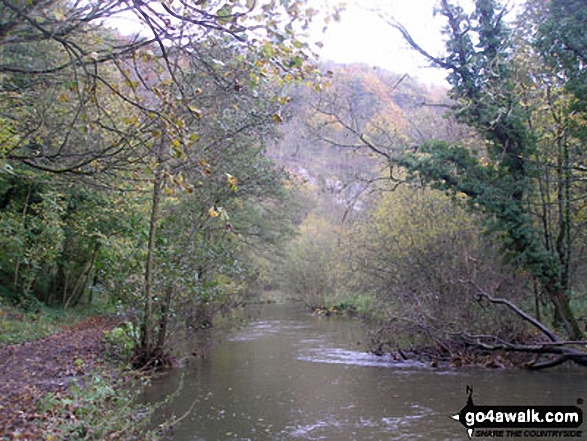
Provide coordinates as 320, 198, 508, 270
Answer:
460, 279, 559, 342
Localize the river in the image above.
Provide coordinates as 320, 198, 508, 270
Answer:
141, 303, 586, 440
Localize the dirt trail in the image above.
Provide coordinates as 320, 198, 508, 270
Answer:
0, 316, 119, 439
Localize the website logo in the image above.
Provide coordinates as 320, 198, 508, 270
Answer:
451, 386, 583, 439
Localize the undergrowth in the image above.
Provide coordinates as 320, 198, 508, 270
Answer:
36, 370, 161, 440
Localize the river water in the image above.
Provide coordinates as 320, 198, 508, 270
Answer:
141, 303, 586, 440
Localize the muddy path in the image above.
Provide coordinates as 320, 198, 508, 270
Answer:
0, 316, 119, 439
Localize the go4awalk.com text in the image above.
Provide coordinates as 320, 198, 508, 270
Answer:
451, 387, 583, 439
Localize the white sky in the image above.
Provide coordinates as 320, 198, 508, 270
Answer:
310, 0, 523, 87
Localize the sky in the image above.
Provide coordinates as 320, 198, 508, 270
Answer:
308, 0, 524, 87
310, 0, 450, 87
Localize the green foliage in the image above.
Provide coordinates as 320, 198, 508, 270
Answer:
322, 293, 374, 316
393, 0, 586, 339
37, 371, 159, 440
278, 214, 342, 308
0, 2, 316, 359
340, 184, 531, 348
103, 323, 139, 364
536, 0, 587, 111
0, 169, 146, 308
398, 140, 546, 275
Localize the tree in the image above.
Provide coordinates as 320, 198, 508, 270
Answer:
373, 0, 586, 341
536, 0, 587, 111
0, 0, 330, 176
340, 184, 531, 355
279, 213, 341, 308
0, 0, 334, 368
0, 165, 143, 308
297, 1, 587, 362
129, 30, 309, 364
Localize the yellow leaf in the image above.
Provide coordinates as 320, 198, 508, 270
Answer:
189, 106, 203, 119
208, 206, 220, 217
226, 173, 237, 186
226, 173, 238, 191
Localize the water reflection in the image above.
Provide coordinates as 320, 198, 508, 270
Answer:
141, 303, 587, 441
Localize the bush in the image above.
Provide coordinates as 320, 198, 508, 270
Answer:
37, 370, 159, 440
103, 322, 139, 363
278, 214, 342, 308
340, 186, 531, 349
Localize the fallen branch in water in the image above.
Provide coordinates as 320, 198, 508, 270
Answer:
458, 280, 587, 370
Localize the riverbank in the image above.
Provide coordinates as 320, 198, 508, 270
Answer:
0, 310, 156, 440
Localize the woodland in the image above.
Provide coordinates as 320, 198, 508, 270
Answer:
1, 0, 587, 384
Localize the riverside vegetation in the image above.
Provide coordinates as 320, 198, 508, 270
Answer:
2, 0, 587, 438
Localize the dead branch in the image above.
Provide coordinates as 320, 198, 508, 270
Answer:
458, 279, 587, 369
459, 279, 559, 342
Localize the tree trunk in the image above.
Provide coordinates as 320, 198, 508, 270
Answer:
533, 278, 541, 323
156, 284, 174, 350
14, 183, 32, 292
64, 243, 100, 310
547, 284, 584, 340
140, 153, 164, 356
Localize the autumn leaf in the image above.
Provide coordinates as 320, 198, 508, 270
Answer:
208, 206, 220, 217
199, 159, 212, 175
189, 106, 203, 119
226, 173, 238, 190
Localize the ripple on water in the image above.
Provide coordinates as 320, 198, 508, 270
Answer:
296, 347, 427, 369
283, 408, 434, 440
286, 419, 332, 439
227, 321, 281, 341
228, 320, 310, 342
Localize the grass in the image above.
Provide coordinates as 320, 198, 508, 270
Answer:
0, 300, 112, 347
321, 292, 375, 316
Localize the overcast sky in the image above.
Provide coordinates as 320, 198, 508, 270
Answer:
310, 0, 448, 86
310, 0, 523, 87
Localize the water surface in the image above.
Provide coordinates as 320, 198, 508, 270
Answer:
142, 303, 586, 440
